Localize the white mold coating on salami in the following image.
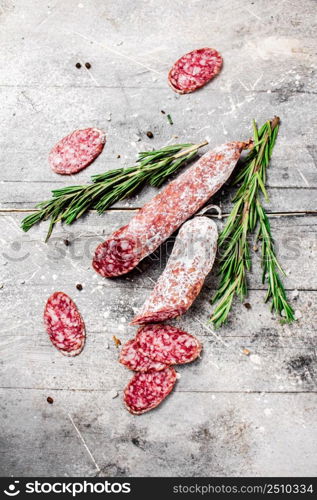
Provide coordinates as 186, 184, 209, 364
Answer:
136, 324, 202, 365
132, 217, 218, 324
44, 292, 85, 356
168, 48, 223, 94
49, 128, 106, 175
119, 338, 166, 372
93, 141, 244, 277
124, 367, 177, 415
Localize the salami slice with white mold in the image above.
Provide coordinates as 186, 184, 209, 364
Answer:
44, 292, 85, 356
49, 128, 106, 175
168, 48, 223, 94
124, 367, 177, 415
136, 324, 202, 365
119, 338, 167, 372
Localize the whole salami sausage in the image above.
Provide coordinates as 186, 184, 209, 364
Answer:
93, 141, 245, 278
124, 367, 177, 415
168, 48, 223, 94
119, 338, 167, 372
49, 128, 106, 175
44, 292, 85, 356
136, 324, 202, 365
131, 217, 218, 324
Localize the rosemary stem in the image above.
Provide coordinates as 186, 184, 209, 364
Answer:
21, 141, 207, 240
210, 117, 294, 327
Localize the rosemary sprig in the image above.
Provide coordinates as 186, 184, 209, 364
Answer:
211, 117, 295, 327
21, 141, 207, 241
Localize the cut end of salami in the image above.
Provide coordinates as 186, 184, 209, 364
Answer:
136, 324, 202, 365
124, 367, 177, 415
168, 48, 223, 94
49, 128, 106, 175
92, 234, 140, 278
44, 292, 85, 356
131, 307, 186, 325
119, 338, 166, 372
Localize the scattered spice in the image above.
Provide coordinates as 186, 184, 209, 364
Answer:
242, 348, 251, 356
167, 114, 173, 125
244, 303, 252, 310
47, 396, 54, 404
75, 62, 81, 69
146, 131, 154, 139
113, 335, 121, 348
63, 239, 70, 246
76, 283, 83, 291
117, 154, 121, 158
85, 62, 91, 69
161, 110, 166, 114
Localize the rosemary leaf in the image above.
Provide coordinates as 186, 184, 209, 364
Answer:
210, 117, 294, 327
21, 141, 207, 240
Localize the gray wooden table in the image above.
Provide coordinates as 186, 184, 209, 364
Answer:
0, 0, 316, 477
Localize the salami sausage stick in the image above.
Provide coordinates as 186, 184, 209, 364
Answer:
131, 217, 217, 324
93, 141, 245, 278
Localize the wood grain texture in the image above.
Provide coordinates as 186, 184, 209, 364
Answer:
1, 389, 316, 477
0, 0, 316, 477
1, 86, 317, 211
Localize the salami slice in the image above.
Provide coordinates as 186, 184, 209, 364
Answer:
44, 292, 85, 356
124, 367, 177, 415
131, 217, 218, 324
168, 48, 223, 94
49, 128, 106, 175
119, 338, 166, 372
136, 324, 202, 365
93, 141, 245, 277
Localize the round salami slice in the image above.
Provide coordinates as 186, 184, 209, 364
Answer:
49, 128, 106, 175
44, 292, 85, 356
168, 48, 223, 94
124, 367, 177, 415
119, 338, 166, 372
136, 324, 201, 365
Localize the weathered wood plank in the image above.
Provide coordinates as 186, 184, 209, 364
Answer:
1, 0, 316, 92
1, 389, 316, 476
1, 324, 316, 392
1, 86, 317, 211
1, 212, 316, 289
0, 212, 316, 393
